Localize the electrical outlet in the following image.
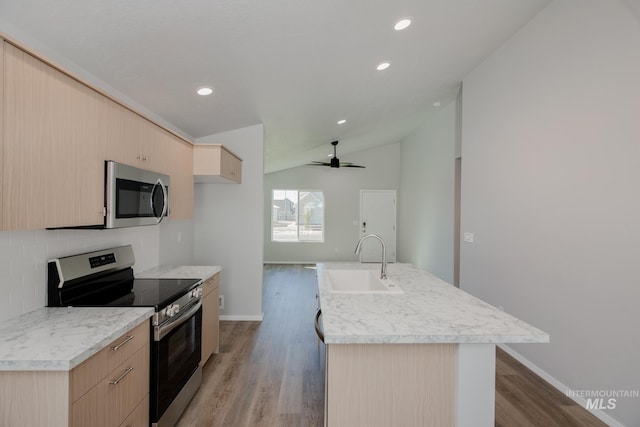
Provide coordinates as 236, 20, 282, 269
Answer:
219, 295, 224, 310
463, 232, 474, 243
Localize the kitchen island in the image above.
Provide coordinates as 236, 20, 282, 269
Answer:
316, 262, 549, 427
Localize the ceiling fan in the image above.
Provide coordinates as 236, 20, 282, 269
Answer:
307, 141, 365, 168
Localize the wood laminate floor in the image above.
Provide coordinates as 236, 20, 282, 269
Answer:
177, 264, 607, 427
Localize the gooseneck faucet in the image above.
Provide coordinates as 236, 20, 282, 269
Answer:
354, 233, 387, 279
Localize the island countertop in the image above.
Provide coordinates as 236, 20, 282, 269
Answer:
317, 262, 549, 345
0, 307, 153, 371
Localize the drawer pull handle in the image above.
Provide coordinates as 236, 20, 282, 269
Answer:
109, 366, 134, 385
111, 335, 134, 351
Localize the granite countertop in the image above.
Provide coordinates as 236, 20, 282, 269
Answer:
0, 307, 153, 371
0, 265, 219, 373
317, 262, 549, 345
137, 265, 221, 280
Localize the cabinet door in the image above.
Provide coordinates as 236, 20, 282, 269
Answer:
2, 41, 193, 229
3, 43, 105, 229
167, 137, 194, 219
193, 145, 242, 184
109, 108, 170, 173
201, 274, 220, 364
139, 121, 168, 174
220, 147, 242, 183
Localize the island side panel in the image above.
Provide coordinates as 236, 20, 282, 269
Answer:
0, 370, 70, 427
456, 344, 496, 427
326, 343, 456, 427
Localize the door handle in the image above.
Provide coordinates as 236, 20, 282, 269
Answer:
314, 309, 324, 343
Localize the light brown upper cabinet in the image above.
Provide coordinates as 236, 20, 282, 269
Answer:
1, 40, 194, 230
3, 42, 106, 229
193, 144, 242, 184
165, 135, 194, 219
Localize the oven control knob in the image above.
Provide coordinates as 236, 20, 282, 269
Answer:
166, 304, 180, 317
197, 288, 203, 298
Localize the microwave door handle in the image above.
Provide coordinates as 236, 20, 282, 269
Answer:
151, 178, 168, 223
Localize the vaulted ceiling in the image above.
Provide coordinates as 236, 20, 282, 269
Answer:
0, 0, 551, 172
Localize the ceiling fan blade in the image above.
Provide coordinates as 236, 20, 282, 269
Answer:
307, 141, 365, 169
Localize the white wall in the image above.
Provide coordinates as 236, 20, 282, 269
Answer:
194, 124, 264, 320
397, 102, 457, 283
0, 226, 159, 323
264, 143, 401, 263
461, 1, 640, 425
159, 218, 195, 266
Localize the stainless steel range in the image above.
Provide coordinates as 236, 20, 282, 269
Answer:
47, 245, 202, 427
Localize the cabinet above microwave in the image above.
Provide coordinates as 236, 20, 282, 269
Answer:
193, 144, 242, 184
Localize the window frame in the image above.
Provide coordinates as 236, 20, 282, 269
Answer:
271, 189, 325, 243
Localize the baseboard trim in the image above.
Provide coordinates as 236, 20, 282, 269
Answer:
219, 314, 264, 321
498, 344, 624, 427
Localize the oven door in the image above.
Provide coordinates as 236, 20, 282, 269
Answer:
151, 301, 202, 426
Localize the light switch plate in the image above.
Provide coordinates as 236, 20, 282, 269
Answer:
463, 232, 474, 243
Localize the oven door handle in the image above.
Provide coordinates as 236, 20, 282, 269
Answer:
155, 300, 202, 341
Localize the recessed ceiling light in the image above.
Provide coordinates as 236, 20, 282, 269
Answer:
376, 62, 391, 71
433, 101, 441, 108
337, 119, 347, 125
196, 87, 213, 96
394, 18, 412, 31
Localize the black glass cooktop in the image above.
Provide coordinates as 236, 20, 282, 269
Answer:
107, 278, 201, 310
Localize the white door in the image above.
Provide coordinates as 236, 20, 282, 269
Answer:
359, 190, 396, 262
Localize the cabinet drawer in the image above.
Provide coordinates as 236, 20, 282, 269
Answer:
101, 343, 150, 427
71, 321, 149, 401
202, 273, 220, 297
71, 343, 149, 427
119, 394, 149, 427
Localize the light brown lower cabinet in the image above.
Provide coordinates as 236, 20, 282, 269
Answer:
0, 320, 150, 427
325, 343, 456, 427
201, 273, 220, 365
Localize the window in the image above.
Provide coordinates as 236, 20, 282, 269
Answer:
272, 190, 324, 242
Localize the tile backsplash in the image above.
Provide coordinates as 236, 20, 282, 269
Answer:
0, 226, 160, 323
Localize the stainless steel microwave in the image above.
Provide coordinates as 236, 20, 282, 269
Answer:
105, 161, 169, 228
